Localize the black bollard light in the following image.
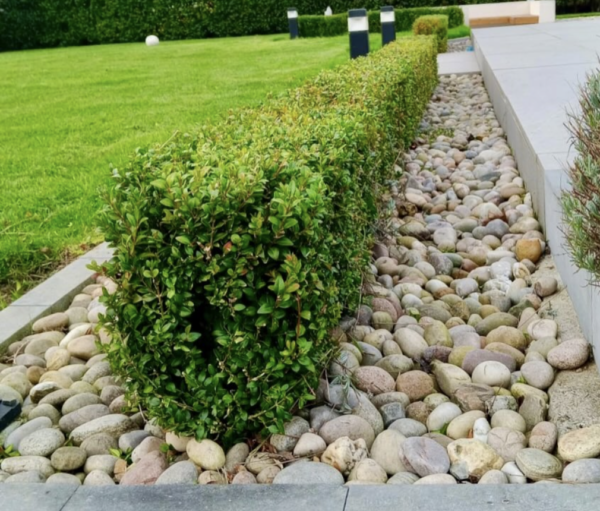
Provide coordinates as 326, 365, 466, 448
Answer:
381, 6, 396, 46
288, 7, 299, 39
348, 8, 369, 59
0, 399, 21, 432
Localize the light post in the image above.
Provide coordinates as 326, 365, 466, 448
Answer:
348, 8, 369, 59
287, 8, 299, 39
381, 6, 396, 46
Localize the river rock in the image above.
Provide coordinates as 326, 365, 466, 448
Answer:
225, 443, 250, 472
393, 329, 428, 361
413, 473, 457, 485
293, 433, 327, 457
472, 361, 511, 388
1, 456, 55, 478
321, 437, 368, 475
515, 448, 563, 481
455, 383, 496, 412
70, 414, 136, 445
447, 439, 503, 481
520, 361, 554, 390
447, 411, 486, 440
370, 430, 408, 475
186, 439, 225, 470
270, 416, 310, 452
479, 470, 509, 484
47, 473, 82, 485
396, 371, 435, 401
557, 425, 600, 462
562, 459, 600, 484
319, 415, 375, 448
400, 436, 450, 477
354, 366, 395, 395
32, 313, 69, 333
427, 402, 462, 432
487, 427, 526, 462
431, 361, 471, 397
18, 427, 65, 457
51, 446, 87, 471
120, 451, 168, 486
4, 417, 52, 449
528, 422, 557, 453
547, 339, 590, 370
84, 470, 115, 486
273, 461, 344, 485
475, 313, 518, 336
155, 461, 198, 485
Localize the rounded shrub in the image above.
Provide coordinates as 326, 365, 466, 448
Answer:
562, 69, 600, 283
413, 14, 448, 53
95, 37, 438, 445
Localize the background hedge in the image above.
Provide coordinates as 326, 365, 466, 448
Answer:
4, 0, 582, 52
95, 36, 438, 444
299, 7, 462, 37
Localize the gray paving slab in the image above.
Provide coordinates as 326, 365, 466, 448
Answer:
62, 485, 348, 511
346, 484, 600, 511
1, 484, 78, 511
438, 52, 480, 75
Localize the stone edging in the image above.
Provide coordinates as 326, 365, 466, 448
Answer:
0, 243, 114, 354
3, 482, 600, 511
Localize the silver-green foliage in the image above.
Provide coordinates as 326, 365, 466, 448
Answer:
562, 69, 600, 282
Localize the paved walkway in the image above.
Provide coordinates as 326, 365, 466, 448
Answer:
438, 51, 480, 75
4, 483, 600, 511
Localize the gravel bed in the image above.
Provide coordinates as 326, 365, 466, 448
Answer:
1, 73, 598, 488
448, 38, 472, 53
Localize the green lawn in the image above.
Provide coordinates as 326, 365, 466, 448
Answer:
557, 12, 600, 19
0, 29, 467, 306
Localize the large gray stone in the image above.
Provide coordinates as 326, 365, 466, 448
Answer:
155, 461, 198, 485
70, 414, 136, 445
273, 461, 344, 485
548, 363, 600, 436
562, 459, 600, 484
4, 417, 52, 449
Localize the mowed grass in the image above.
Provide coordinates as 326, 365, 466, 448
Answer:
0, 33, 384, 300
557, 12, 600, 19
0, 28, 467, 305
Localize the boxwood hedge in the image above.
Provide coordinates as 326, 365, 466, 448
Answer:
413, 14, 448, 53
95, 37, 438, 444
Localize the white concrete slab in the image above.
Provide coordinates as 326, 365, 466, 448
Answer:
474, 18, 600, 353
437, 52, 480, 75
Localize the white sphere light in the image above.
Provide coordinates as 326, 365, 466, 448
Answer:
145, 35, 159, 46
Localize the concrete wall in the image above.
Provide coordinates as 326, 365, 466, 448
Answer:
530, 0, 557, 23
461, 1, 556, 25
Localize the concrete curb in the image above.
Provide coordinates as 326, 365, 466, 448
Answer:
0, 243, 114, 354
2, 483, 600, 511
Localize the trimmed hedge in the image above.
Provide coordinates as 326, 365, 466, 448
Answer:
2, 0, 526, 51
413, 14, 448, 53
562, 69, 600, 284
95, 36, 438, 444
297, 13, 349, 38
298, 7, 463, 38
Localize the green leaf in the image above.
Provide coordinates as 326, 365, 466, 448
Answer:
257, 303, 274, 314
